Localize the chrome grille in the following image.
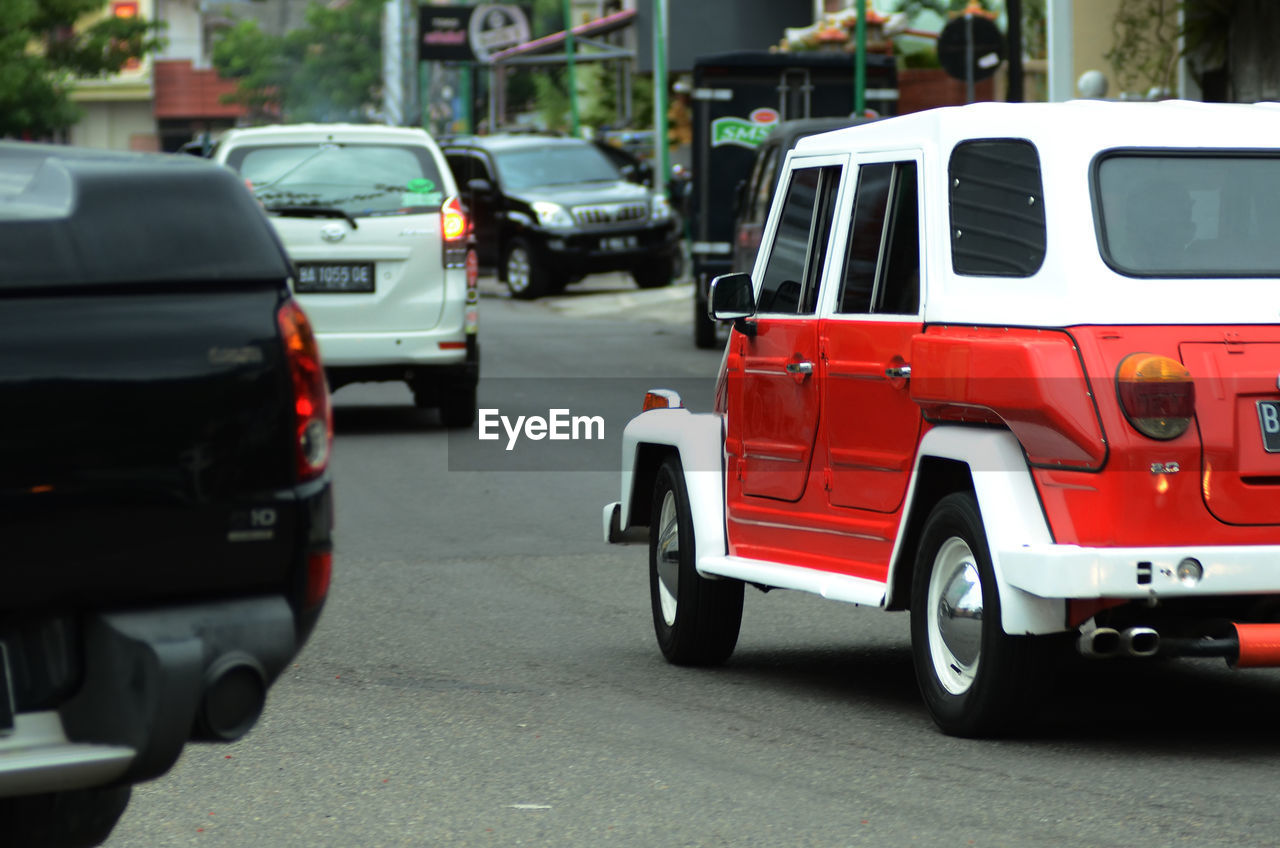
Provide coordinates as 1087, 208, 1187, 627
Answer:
571, 202, 648, 226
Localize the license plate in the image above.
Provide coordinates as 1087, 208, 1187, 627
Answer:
1259, 401, 1280, 453
599, 235, 639, 252
295, 263, 375, 293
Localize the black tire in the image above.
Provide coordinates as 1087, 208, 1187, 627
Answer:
439, 380, 477, 429
693, 286, 718, 349
910, 492, 1047, 737
503, 238, 550, 299
0, 785, 132, 848
649, 457, 743, 665
632, 257, 674, 289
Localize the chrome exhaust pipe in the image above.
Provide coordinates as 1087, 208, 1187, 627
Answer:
1122, 626, 1160, 658
1077, 626, 1121, 659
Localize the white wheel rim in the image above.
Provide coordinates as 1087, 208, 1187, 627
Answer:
507, 247, 531, 293
927, 537, 983, 695
655, 489, 680, 626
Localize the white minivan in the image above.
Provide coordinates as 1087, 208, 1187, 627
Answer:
216, 124, 478, 427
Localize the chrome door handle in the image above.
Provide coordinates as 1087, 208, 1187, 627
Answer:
885, 364, 912, 379
786, 361, 814, 375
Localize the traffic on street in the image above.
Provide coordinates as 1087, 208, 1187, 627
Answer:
101, 276, 1280, 848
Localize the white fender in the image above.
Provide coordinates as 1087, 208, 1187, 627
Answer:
615, 407, 727, 561
891, 426, 1067, 635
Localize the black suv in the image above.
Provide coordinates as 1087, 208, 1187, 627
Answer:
443, 134, 681, 299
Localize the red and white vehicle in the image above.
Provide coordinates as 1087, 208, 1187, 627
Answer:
604, 101, 1280, 737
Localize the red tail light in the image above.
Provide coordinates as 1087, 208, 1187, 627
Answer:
305, 550, 332, 609
441, 195, 468, 242
1116, 353, 1195, 440
277, 299, 332, 480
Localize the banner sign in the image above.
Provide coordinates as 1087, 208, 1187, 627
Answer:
419, 4, 532, 63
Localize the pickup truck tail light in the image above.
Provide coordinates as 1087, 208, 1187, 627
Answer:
277, 299, 332, 480
442, 195, 469, 268
1116, 352, 1195, 440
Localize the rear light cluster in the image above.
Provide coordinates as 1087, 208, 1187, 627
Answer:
1116, 353, 1195, 440
277, 299, 332, 480
465, 247, 479, 335
305, 550, 333, 609
442, 195, 469, 268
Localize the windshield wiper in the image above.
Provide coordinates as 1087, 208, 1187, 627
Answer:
264, 205, 359, 230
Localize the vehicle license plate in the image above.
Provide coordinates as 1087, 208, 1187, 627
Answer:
600, 235, 638, 252
295, 263, 375, 293
1259, 401, 1280, 453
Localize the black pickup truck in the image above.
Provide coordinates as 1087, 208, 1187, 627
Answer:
0, 142, 333, 846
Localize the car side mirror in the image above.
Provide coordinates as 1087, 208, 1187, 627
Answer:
467, 177, 494, 194
709, 272, 756, 337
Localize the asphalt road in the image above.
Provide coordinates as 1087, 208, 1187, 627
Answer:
106, 275, 1280, 848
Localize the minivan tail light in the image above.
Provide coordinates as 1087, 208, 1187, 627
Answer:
442, 195, 468, 268
1116, 353, 1195, 440
442, 195, 468, 241
277, 299, 332, 480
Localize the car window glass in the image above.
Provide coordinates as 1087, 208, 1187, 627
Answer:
757, 165, 840, 315
749, 145, 781, 224
949, 139, 1046, 276
1095, 152, 1280, 276
228, 143, 446, 217
837, 162, 892, 313
447, 154, 475, 184
876, 162, 921, 314
492, 143, 620, 190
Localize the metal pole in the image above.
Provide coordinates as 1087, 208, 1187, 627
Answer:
382, 0, 404, 125
1006, 0, 1024, 102
854, 0, 866, 116
653, 0, 669, 194
964, 13, 975, 103
563, 0, 580, 137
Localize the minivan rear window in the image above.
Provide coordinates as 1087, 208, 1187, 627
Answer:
226, 144, 446, 217
1095, 151, 1280, 276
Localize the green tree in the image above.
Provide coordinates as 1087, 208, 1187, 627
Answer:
0, 0, 165, 138
213, 0, 383, 123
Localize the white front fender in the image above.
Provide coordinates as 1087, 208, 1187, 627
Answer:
611, 407, 727, 563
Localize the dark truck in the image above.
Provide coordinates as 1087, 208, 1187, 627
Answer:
687, 50, 898, 347
0, 142, 333, 846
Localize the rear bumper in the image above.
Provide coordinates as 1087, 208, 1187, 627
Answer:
1000, 543, 1280, 599
0, 596, 298, 798
324, 333, 477, 389
318, 328, 470, 368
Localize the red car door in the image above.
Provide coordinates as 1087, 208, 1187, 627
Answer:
726, 161, 843, 509
821, 159, 924, 518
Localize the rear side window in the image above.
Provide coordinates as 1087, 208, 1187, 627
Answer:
837, 161, 921, 315
225, 143, 447, 218
949, 139, 1046, 276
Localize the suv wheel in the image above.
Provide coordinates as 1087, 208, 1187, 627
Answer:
504, 238, 550, 299
439, 380, 478, 429
632, 257, 674, 289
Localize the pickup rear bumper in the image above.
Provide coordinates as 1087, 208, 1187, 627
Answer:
0, 596, 298, 797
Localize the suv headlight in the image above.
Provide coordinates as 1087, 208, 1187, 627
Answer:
531, 201, 574, 229
650, 193, 672, 222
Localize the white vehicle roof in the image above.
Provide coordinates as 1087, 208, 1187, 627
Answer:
217, 123, 443, 147
791, 101, 1280, 327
